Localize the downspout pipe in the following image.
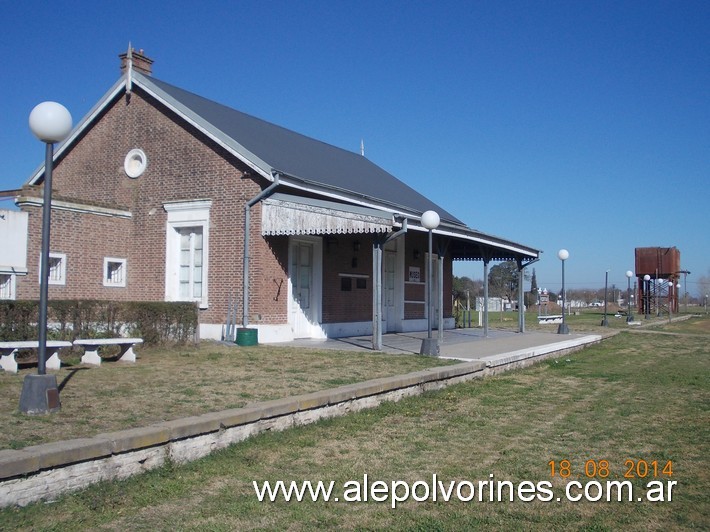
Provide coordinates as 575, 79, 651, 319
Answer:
385, 217, 408, 244
243, 172, 280, 328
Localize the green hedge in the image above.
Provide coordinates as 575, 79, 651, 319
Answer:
0, 300, 198, 345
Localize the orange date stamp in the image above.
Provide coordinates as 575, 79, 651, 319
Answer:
548, 459, 673, 479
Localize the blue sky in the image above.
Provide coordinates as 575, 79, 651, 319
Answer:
2, 0, 708, 296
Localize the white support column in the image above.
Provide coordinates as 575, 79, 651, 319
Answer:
483, 260, 490, 337
372, 240, 383, 351
438, 254, 444, 342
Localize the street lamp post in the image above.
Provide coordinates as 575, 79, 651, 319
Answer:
601, 269, 609, 326
19, 102, 72, 415
420, 210, 440, 356
625, 270, 634, 323
670, 282, 681, 323
557, 249, 569, 334
643, 274, 651, 319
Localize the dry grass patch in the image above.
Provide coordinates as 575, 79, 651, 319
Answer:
0, 341, 454, 450
2, 320, 708, 529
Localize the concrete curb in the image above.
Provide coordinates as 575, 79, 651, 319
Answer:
441, 335, 603, 368
0, 338, 600, 508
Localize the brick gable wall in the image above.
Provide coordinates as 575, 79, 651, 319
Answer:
16, 86, 454, 337
17, 89, 289, 328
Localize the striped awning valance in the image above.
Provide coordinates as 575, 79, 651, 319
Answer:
261, 194, 393, 236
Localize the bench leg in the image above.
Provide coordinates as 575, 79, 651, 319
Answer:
46, 351, 62, 371
0, 351, 18, 374
118, 344, 137, 363
81, 347, 102, 366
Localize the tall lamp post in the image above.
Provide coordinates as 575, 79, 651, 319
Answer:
601, 269, 609, 326
19, 102, 72, 415
671, 282, 681, 322
625, 270, 634, 323
557, 249, 569, 334
643, 274, 651, 319
420, 210, 440, 355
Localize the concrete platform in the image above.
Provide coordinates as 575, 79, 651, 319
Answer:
267, 328, 603, 367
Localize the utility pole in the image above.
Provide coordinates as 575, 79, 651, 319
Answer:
678, 270, 690, 312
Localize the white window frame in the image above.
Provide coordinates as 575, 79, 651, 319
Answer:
124, 148, 148, 178
177, 227, 204, 301
0, 273, 15, 300
39, 252, 66, 286
163, 200, 211, 309
103, 257, 127, 287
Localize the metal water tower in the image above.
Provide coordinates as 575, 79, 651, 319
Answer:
634, 247, 681, 316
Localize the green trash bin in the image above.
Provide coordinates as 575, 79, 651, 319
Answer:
236, 327, 258, 346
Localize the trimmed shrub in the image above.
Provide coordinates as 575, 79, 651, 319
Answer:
0, 300, 198, 345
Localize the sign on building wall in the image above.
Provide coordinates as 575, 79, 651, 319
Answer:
408, 266, 420, 283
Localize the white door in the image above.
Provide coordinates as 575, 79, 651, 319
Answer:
290, 240, 315, 338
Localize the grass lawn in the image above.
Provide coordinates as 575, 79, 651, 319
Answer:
2, 317, 707, 530
0, 342, 455, 450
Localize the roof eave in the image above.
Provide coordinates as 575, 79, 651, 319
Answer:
26, 77, 127, 186
275, 171, 465, 226
132, 72, 273, 180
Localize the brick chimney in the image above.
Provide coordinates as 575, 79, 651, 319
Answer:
119, 48, 153, 76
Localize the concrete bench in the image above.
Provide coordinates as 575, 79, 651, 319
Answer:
537, 315, 563, 324
0, 341, 73, 374
73, 338, 143, 366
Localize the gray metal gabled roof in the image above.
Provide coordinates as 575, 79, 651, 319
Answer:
142, 75, 463, 225
21, 68, 539, 261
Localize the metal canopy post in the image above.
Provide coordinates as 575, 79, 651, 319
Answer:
438, 254, 444, 342
517, 259, 525, 333
372, 238, 383, 350
436, 239, 449, 344
483, 259, 490, 337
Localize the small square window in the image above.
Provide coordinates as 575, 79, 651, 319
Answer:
104, 258, 127, 287
39, 253, 66, 285
341, 277, 352, 291
356, 278, 367, 289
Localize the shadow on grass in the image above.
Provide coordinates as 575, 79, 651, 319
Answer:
58, 367, 90, 393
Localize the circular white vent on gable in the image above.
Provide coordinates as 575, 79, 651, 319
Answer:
124, 149, 147, 178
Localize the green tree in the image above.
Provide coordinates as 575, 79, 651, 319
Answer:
453, 276, 483, 308
488, 262, 519, 302
528, 268, 538, 308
